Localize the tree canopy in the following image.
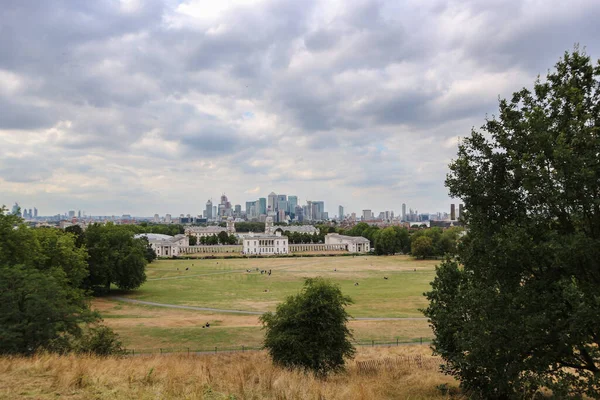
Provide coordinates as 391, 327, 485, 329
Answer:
260, 278, 355, 376
425, 49, 600, 398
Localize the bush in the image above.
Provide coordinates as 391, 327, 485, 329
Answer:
260, 278, 355, 376
75, 324, 125, 356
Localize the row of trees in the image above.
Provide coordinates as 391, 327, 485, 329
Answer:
1, 209, 135, 355
194, 232, 238, 245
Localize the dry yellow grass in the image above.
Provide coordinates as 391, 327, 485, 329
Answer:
0, 346, 462, 399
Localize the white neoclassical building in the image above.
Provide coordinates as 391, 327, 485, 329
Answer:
135, 233, 189, 257
325, 233, 370, 253
185, 217, 236, 241
265, 216, 319, 235
243, 231, 289, 255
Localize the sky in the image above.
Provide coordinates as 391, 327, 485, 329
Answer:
1, 0, 599, 217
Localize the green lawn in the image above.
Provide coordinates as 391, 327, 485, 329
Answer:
124, 255, 437, 318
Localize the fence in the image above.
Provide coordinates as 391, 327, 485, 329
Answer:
124, 337, 432, 356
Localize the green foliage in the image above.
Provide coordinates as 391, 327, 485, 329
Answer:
260, 278, 356, 376
217, 231, 229, 244
374, 227, 397, 255
411, 236, 433, 259
85, 224, 148, 293
64, 225, 85, 248
188, 235, 198, 246
0, 264, 97, 355
75, 324, 125, 356
425, 48, 600, 398
233, 222, 266, 232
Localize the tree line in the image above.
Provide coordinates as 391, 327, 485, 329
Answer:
1, 211, 155, 356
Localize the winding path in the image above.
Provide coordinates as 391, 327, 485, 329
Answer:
108, 296, 428, 320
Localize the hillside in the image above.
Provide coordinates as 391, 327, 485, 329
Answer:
0, 346, 462, 399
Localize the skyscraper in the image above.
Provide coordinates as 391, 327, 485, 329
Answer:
450, 204, 456, 220
338, 205, 344, 220
288, 196, 298, 214
205, 199, 213, 220
362, 210, 373, 220
11, 203, 20, 216
458, 204, 464, 219
259, 198, 267, 215
34, 207, 38, 218
68, 210, 75, 218
402, 203, 406, 221
268, 192, 277, 212
313, 201, 325, 220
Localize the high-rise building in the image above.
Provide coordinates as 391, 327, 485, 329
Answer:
362, 210, 373, 220
206, 200, 213, 220
288, 196, 298, 214
458, 204, 464, 219
450, 204, 456, 220
268, 192, 277, 212
78, 210, 81, 218
402, 203, 406, 221
165, 214, 172, 223
34, 207, 38, 218
258, 198, 267, 215
278, 209, 286, 223
153, 214, 160, 223
68, 210, 75, 218
295, 205, 303, 222
277, 200, 288, 214
28, 209, 33, 219
234, 204, 242, 216
213, 206, 217, 218
245, 201, 257, 217
11, 203, 20, 216
313, 201, 325, 220
305, 201, 313, 220
338, 205, 344, 220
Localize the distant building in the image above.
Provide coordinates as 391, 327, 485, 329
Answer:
268, 192, 277, 212
325, 233, 370, 253
450, 204, 456, 220
34, 207, 38, 218
135, 233, 189, 258
165, 214, 172, 224
258, 197, 267, 215
288, 196, 298, 215
459, 204, 464, 219
68, 210, 75, 218
402, 203, 406, 221
242, 231, 289, 255
338, 205, 344, 220
362, 210, 373, 220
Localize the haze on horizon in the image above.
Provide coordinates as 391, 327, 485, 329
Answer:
1, 0, 599, 216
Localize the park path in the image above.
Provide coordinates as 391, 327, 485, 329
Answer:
108, 296, 427, 320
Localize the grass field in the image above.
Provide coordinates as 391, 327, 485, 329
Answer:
0, 346, 463, 399
96, 255, 438, 351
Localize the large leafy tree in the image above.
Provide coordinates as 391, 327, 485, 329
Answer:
85, 224, 147, 293
425, 49, 600, 398
260, 278, 355, 376
0, 207, 97, 354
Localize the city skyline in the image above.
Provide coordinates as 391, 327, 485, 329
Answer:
1, 1, 598, 216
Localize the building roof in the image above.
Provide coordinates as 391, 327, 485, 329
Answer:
186, 226, 228, 233
135, 233, 173, 241
244, 233, 288, 240
327, 233, 370, 243
275, 225, 318, 233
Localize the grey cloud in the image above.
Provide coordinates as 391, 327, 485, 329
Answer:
0, 156, 53, 183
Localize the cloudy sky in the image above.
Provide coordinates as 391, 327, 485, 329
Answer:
1, 0, 599, 217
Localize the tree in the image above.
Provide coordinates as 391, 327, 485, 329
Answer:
217, 231, 229, 244
0, 264, 97, 355
425, 49, 600, 398
375, 227, 397, 255
85, 224, 147, 293
411, 236, 433, 259
64, 225, 85, 248
188, 235, 197, 246
260, 278, 355, 375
